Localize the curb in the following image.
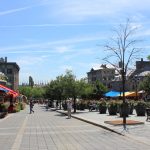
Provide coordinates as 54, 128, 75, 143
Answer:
56, 110, 123, 136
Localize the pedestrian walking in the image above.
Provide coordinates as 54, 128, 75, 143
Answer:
56, 100, 59, 109
30, 100, 34, 114
67, 100, 72, 119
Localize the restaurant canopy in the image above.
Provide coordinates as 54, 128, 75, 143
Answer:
120, 91, 140, 97
104, 91, 121, 97
0, 84, 18, 97
0, 87, 9, 93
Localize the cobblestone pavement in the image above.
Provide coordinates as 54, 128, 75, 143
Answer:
0, 105, 150, 150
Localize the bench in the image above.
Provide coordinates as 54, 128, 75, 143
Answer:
146, 108, 150, 121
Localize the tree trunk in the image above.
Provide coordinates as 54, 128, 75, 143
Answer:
73, 96, 76, 113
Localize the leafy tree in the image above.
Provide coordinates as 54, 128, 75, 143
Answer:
93, 80, 108, 99
63, 70, 78, 112
29, 76, 34, 88
139, 73, 150, 95
77, 79, 93, 100
147, 55, 150, 61
32, 87, 45, 99
18, 86, 33, 99
19, 86, 45, 100
44, 75, 65, 109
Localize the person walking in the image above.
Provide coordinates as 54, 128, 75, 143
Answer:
67, 100, 72, 119
56, 100, 58, 109
30, 100, 34, 114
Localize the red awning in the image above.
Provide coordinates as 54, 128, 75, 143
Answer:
0, 84, 19, 98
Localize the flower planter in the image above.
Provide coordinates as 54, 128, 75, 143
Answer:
129, 105, 134, 115
119, 102, 129, 117
135, 101, 146, 116
79, 103, 85, 110
135, 106, 146, 116
98, 100, 107, 114
108, 107, 117, 115
108, 101, 118, 115
99, 106, 107, 114
0, 112, 8, 118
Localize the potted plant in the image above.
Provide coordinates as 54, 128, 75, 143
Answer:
107, 100, 118, 115
0, 103, 9, 118
98, 100, 107, 114
79, 101, 85, 110
118, 101, 129, 117
135, 101, 146, 116
128, 100, 134, 115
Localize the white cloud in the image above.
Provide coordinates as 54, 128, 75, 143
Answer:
16, 55, 47, 66
40, 0, 150, 23
0, 6, 33, 16
0, 23, 104, 28
54, 46, 72, 53
0, 35, 103, 53
0, 1, 49, 16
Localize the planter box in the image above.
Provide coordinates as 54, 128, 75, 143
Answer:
99, 106, 107, 114
0, 112, 8, 118
108, 107, 117, 115
136, 107, 146, 116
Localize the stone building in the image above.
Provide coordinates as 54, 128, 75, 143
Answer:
87, 64, 115, 88
127, 58, 150, 91
0, 57, 20, 90
110, 58, 150, 92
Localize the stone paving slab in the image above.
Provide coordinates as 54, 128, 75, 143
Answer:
0, 105, 150, 150
56, 109, 150, 146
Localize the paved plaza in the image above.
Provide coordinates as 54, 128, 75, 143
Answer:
57, 109, 150, 144
0, 104, 150, 150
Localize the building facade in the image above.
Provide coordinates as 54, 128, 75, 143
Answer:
127, 58, 150, 91
87, 59, 150, 92
0, 57, 20, 90
87, 64, 115, 88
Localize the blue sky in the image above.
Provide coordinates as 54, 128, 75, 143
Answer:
0, 0, 149, 84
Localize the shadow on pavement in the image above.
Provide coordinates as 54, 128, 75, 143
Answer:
54, 113, 66, 117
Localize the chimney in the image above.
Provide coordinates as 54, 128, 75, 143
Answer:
5, 57, 7, 62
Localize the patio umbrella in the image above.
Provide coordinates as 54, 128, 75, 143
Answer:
120, 91, 140, 97
104, 91, 121, 97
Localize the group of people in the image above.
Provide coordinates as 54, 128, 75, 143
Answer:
29, 99, 72, 119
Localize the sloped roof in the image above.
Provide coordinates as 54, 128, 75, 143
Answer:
138, 71, 150, 76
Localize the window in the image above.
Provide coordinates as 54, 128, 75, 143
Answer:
7, 69, 12, 74
103, 77, 106, 81
8, 76, 13, 82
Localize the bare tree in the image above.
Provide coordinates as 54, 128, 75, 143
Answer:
103, 19, 142, 130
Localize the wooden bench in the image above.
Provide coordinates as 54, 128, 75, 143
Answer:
146, 108, 150, 121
